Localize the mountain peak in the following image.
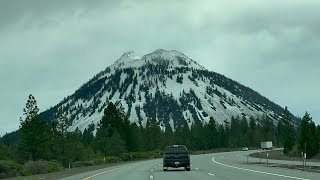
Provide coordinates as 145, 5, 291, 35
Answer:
143, 49, 186, 59
115, 51, 140, 64
112, 49, 205, 70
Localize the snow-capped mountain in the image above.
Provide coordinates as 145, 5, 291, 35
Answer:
41, 49, 290, 132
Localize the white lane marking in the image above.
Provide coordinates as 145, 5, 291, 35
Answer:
212, 157, 310, 180
195, 168, 199, 171
208, 173, 215, 176
150, 175, 154, 179
151, 169, 154, 172
82, 166, 126, 180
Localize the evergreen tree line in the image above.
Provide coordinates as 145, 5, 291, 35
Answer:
1, 95, 320, 170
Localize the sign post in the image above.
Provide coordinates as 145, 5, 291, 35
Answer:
304, 153, 307, 170
266, 153, 269, 167
301, 152, 304, 168
259, 152, 261, 164
247, 155, 248, 164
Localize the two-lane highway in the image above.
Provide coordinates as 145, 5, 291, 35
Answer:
62, 151, 320, 180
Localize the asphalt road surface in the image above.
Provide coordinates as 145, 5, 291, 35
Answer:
62, 150, 320, 180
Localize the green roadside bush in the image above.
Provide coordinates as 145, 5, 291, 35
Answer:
24, 160, 64, 175
0, 160, 31, 179
71, 161, 94, 168
93, 158, 104, 165
47, 161, 64, 173
24, 160, 48, 175
121, 151, 161, 161
105, 156, 121, 163
93, 156, 121, 165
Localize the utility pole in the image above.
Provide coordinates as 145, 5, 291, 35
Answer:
273, 123, 277, 149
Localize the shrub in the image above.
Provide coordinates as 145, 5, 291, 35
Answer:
121, 151, 161, 161
47, 161, 63, 173
93, 158, 105, 165
71, 161, 94, 168
120, 153, 131, 161
93, 156, 121, 165
24, 161, 48, 175
0, 160, 31, 179
105, 156, 121, 164
132, 152, 150, 160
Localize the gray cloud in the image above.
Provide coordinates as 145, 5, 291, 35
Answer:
1, 0, 320, 135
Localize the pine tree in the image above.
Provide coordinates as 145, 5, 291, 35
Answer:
94, 102, 133, 155
218, 124, 226, 147
240, 116, 249, 146
317, 125, 320, 152
280, 107, 296, 154
126, 123, 140, 152
55, 107, 69, 137
82, 125, 95, 146
191, 122, 206, 150
248, 116, 256, 147
105, 131, 126, 156
22, 94, 39, 121
64, 129, 94, 162
0, 142, 11, 160
160, 126, 175, 149
309, 122, 318, 157
298, 112, 319, 158
261, 114, 273, 141
18, 95, 51, 161
230, 116, 241, 147
222, 120, 231, 147
145, 118, 161, 151
206, 117, 218, 149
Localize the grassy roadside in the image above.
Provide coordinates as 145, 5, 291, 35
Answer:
191, 148, 244, 155
249, 150, 320, 162
248, 150, 320, 173
4, 148, 254, 179
6, 160, 149, 180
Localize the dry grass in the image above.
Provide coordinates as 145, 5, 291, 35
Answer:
250, 150, 320, 162
248, 150, 320, 173
6, 162, 130, 180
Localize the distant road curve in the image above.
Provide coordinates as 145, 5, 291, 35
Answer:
62, 150, 320, 180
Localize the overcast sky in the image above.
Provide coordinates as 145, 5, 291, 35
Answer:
1, 0, 319, 136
